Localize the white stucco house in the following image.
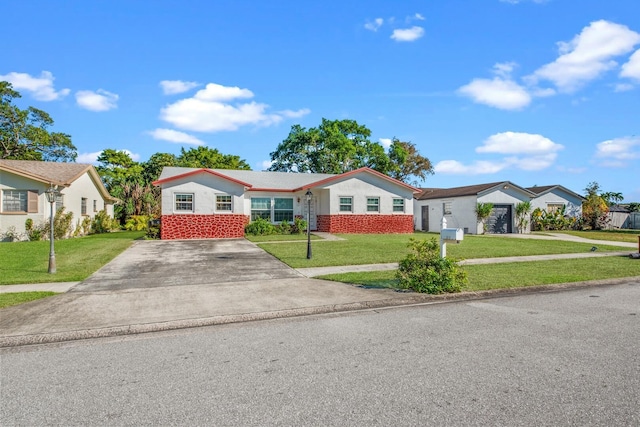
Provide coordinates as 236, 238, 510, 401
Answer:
0, 160, 116, 240
414, 181, 584, 234
153, 167, 420, 239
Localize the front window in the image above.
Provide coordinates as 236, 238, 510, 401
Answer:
393, 198, 405, 212
339, 197, 353, 212
81, 198, 87, 215
216, 195, 232, 211
367, 197, 380, 212
274, 198, 294, 222
443, 201, 452, 215
55, 194, 64, 212
547, 203, 564, 213
251, 197, 271, 221
2, 190, 27, 212
175, 193, 194, 212
93, 200, 97, 212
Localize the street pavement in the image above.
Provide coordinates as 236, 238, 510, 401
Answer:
0, 233, 638, 347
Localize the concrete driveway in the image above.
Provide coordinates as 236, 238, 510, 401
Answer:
71, 239, 304, 292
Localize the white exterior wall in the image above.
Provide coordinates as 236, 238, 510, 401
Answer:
478, 188, 532, 234
320, 175, 414, 216
530, 190, 583, 217
1, 170, 115, 239
160, 174, 246, 215
414, 195, 478, 233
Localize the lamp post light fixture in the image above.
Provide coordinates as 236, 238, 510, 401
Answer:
305, 189, 313, 259
45, 185, 59, 273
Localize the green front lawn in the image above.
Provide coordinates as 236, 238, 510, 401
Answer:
538, 230, 640, 244
318, 256, 640, 291
0, 231, 145, 285
245, 234, 321, 242
258, 233, 630, 268
0, 292, 58, 308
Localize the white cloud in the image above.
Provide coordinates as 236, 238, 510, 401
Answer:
504, 153, 559, 171
75, 89, 119, 112
614, 83, 635, 92
364, 18, 383, 32
160, 82, 309, 132
434, 160, 508, 175
379, 138, 392, 149
76, 151, 103, 164
391, 26, 424, 42
492, 61, 518, 78
595, 136, 640, 166
160, 80, 200, 95
620, 49, 640, 81
148, 128, 204, 145
0, 71, 70, 101
477, 131, 563, 154
414, 13, 425, 21
528, 20, 640, 92
458, 77, 531, 110
260, 160, 273, 170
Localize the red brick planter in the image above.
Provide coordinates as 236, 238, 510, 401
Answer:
161, 214, 249, 239
316, 215, 414, 234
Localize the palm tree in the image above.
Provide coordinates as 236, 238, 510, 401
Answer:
515, 201, 532, 233
475, 202, 494, 234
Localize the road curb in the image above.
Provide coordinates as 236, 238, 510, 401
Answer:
1, 276, 638, 348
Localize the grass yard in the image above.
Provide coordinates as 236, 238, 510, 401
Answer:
245, 234, 321, 242
538, 229, 640, 244
0, 292, 58, 308
318, 256, 640, 291
0, 231, 145, 285
258, 233, 631, 268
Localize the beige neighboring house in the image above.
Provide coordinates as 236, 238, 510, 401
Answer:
0, 160, 117, 240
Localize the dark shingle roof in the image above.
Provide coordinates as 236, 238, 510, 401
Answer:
417, 182, 507, 200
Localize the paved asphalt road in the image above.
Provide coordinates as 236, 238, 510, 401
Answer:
1, 282, 638, 426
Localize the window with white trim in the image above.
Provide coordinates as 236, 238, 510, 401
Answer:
274, 198, 294, 222
251, 197, 271, 221
216, 195, 232, 211
175, 193, 194, 212
547, 203, 564, 213
339, 197, 353, 212
393, 198, 405, 212
2, 190, 30, 212
93, 200, 98, 212
443, 201, 452, 215
366, 197, 380, 212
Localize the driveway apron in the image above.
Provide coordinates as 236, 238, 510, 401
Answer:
71, 239, 304, 292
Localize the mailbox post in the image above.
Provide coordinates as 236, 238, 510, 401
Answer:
440, 216, 464, 258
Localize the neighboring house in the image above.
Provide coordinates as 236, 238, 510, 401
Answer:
526, 185, 584, 218
0, 160, 117, 240
414, 181, 585, 234
153, 167, 419, 240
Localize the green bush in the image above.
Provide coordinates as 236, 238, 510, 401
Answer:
396, 238, 467, 294
91, 210, 119, 234
292, 217, 308, 234
274, 220, 292, 234
125, 215, 152, 231
42, 207, 73, 240
245, 217, 276, 236
25, 218, 45, 241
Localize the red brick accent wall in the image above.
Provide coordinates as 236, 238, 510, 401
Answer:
316, 214, 414, 234
161, 214, 249, 239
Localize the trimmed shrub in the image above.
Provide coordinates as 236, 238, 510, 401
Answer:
244, 217, 276, 236
292, 217, 307, 234
396, 237, 467, 294
25, 218, 45, 241
91, 210, 119, 234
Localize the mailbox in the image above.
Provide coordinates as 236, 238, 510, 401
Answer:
441, 228, 464, 242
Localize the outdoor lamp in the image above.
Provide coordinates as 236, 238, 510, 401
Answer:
45, 185, 59, 273
305, 189, 313, 259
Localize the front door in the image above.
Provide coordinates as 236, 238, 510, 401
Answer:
421, 205, 429, 231
302, 198, 317, 231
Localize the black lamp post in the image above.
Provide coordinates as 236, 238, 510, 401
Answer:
45, 185, 58, 273
305, 189, 313, 259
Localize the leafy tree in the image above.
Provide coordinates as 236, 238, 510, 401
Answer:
0, 81, 76, 161
142, 152, 178, 183
96, 149, 144, 190
582, 182, 609, 230
177, 146, 250, 170
628, 202, 640, 213
600, 191, 623, 207
515, 201, 531, 234
268, 119, 433, 183
387, 138, 434, 185
475, 202, 494, 234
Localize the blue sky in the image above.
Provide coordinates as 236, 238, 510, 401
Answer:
3, 0, 639, 200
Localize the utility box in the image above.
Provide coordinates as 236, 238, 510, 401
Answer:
441, 228, 464, 242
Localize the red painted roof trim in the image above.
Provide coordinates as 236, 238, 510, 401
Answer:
294, 167, 421, 193
153, 168, 253, 188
